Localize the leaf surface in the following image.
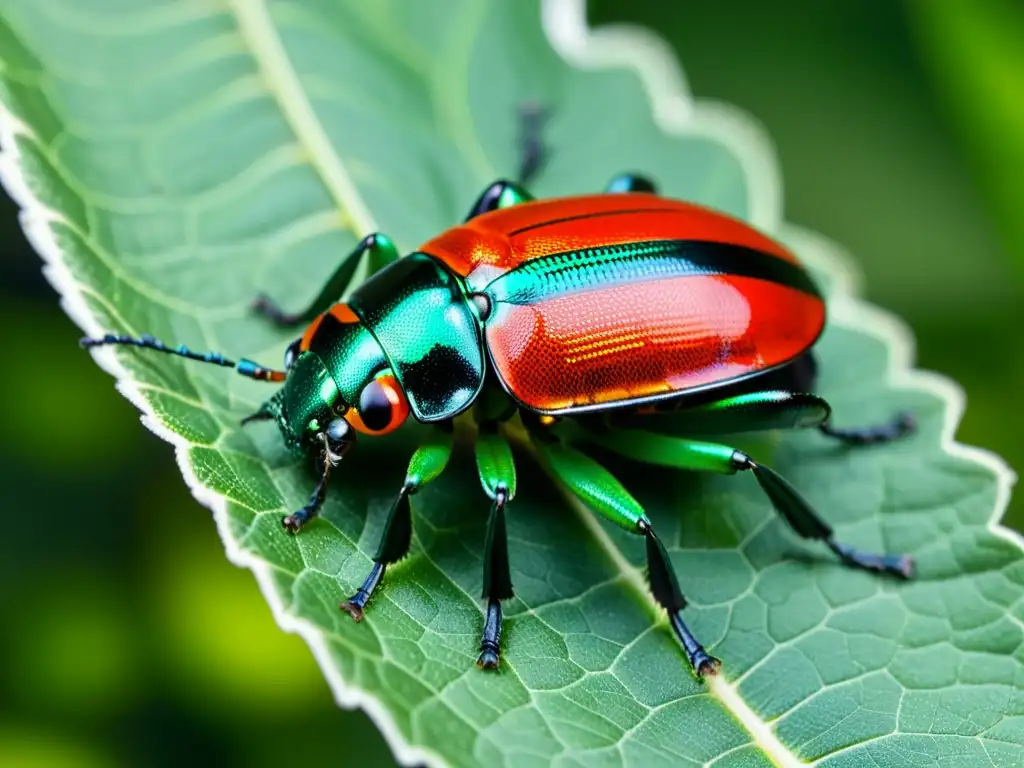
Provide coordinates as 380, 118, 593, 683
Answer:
1, 1, 1021, 766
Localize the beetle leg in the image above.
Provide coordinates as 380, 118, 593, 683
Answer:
474, 426, 517, 669
587, 430, 915, 580
339, 482, 413, 621
251, 233, 400, 327
819, 412, 916, 445
531, 435, 721, 678
605, 388, 915, 447
282, 445, 334, 533
609, 390, 833, 435
339, 427, 454, 620
463, 180, 534, 221
605, 173, 658, 194
478, 487, 512, 669
517, 101, 550, 186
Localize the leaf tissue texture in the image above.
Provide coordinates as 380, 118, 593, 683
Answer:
1, 0, 1021, 765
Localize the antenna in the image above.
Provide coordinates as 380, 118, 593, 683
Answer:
80, 333, 286, 383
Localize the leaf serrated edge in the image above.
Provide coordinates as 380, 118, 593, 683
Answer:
0, 1, 1017, 767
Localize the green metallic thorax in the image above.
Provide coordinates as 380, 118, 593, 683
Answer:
347, 253, 484, 422
306, 314, 388, 406
266, 254, 486, 448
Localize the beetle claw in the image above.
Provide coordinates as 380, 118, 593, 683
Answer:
281, 513, 305, 534
694, 653, 722, 678
340, 601, 365, 622
339, 563, 384, 622
476, 648, 500, 670
895, 555, 916, 580
896, 412, 917, 437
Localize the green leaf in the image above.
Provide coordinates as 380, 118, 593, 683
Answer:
1, 1, 1020, 765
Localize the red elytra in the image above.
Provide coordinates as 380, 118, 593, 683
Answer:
418, 193, 825, 414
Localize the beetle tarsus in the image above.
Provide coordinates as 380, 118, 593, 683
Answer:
251, 293, 304, 327
828, 541, 915, 579
819, 411, 916, 445
476, 646, 500, 671
740, 458, 915, 578
282, 452, 334, 534
339, 476, 423, 624
475, 485, 512, 670
517, 101, 549, 186
668, 610, 721, 677
641, 525, 718, 677
241, 410, 273, 425
695, 654, 722, 678
281, 511, 310, 534
340, 562, 386, 621
476, 599, 503, 670
339, 600, 364, 622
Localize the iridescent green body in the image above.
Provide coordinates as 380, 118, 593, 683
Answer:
348, 253, 483, 421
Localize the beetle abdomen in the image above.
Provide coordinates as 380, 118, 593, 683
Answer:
483, 239, 824, 414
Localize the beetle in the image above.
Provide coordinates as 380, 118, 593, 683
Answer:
82, 131, 915, 678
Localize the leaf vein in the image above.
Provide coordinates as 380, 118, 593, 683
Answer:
225, 0, 377, 237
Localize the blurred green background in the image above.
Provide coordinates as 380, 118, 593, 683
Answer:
1, 2, 1020, 766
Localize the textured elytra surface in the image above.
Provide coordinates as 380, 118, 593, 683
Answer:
1, 0, 1022, 766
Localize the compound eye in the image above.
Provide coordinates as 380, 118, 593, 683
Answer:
283, 339, 301, 370
347, 372, 409, 435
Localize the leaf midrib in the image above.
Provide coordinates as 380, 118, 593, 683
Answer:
509, 425, 800, 767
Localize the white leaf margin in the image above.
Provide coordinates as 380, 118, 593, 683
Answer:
0, 0, 1016, 766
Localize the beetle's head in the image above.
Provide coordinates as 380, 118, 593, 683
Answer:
247, 320, 411, 458
77, 305, 413, 466
249, 254, 487, 453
